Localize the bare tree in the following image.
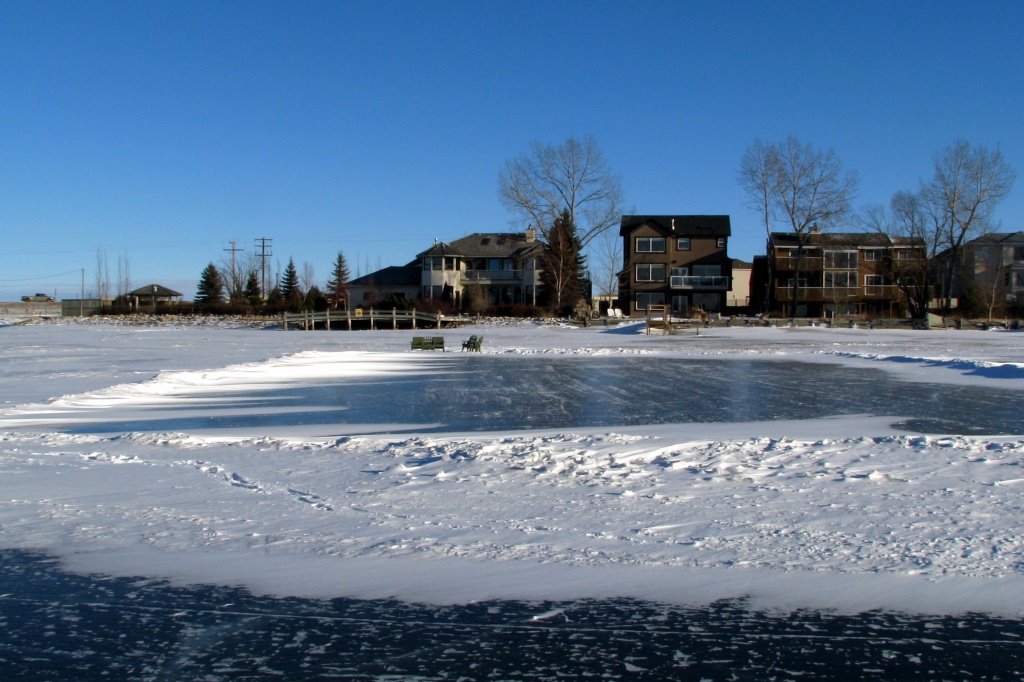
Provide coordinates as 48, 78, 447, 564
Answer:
590, 228, 622, 305
920, 140, 1015, 312
863, 193, 934, 320
738, 139, 779, 313
499, 135, 623, 249
738, 136, 858, 316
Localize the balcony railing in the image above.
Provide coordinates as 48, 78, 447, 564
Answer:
462, 269, 529, 283
773, 285, 899, 302
670, 275, 729, 289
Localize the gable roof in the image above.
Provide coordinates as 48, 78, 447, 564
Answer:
417, 231, 543, 259
620, 215, 731, 237
966, 231, 1024, 246
348, 263, 420, 287
129, 284, 182, 297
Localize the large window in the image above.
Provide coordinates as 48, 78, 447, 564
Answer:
864, 274, 884, 286
864, 249, 884, 262
635, 292, 664, 310
636, 237, 666, 253
676, 237, 691, 251
636, 263, 666, 282
825, 271, 857, 288
824, 251, 857, 269
692, 264, 722, 277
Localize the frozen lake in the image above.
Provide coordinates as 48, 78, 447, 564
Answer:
22, 355, 1024, 437
2, 321, 1023, 679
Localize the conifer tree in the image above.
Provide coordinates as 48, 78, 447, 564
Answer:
540, 210, 582, 313
195, 262, 225, 306
279, 258, 302, 306
325, 251, 351, 309
243, 270, 262, 307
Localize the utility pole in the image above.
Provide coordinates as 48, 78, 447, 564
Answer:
224, 239, 242, 297
255, 237, 273, 299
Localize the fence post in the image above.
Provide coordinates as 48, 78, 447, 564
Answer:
325, 309, 331, 331
392, 308, 397, 330
347, 309, 352, 331
282, 312, 288, 331
370, 308, 375, 331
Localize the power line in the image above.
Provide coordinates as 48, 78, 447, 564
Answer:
255, 237, 272, 299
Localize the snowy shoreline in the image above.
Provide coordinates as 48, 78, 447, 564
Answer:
1, 320, 1023, 616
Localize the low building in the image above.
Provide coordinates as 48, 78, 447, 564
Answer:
346, 264, 421, 310
128, 284, 183, 310
617, 215, 732, 316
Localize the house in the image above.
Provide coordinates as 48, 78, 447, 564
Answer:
346, 264, 421, 310
767, 230, 925, 318
941, 231, 1024, 317
617, 215, 732, 316
416, 229, 545, 310
346, 229, 546, 312
727, 259, 753, 312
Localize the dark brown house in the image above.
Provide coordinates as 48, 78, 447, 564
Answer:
617, 215, 732, 316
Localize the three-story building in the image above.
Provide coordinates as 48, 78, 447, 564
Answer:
617, 215, 732, 316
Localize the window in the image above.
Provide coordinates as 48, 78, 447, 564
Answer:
824, 251, 857, 269
636, 264, 666, 282
671, 267, 689, 277
864, 274, 884, 286
676, 237, 691, 251
825, 271, 857, 288
635, 292, 664, 310
717, 237, 726, 248
785, 277, 808, 288
864, 249, 884, 261
895, 248, 918, 261
1014, 246, 1024, 262
692, 264, 721, 277
636, 237, 665, 253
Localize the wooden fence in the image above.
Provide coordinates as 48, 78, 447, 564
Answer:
281, 308, 450, 331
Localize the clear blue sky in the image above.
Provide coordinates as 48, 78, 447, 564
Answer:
2, 0, 1022, 301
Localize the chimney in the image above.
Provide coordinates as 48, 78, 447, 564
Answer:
525, 226, 536, 242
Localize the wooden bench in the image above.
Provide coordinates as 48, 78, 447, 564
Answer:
412, 336, 445, 351
461, 335, 483, 352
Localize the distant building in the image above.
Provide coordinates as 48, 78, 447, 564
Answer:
128, 284, 183, 309
617, 215, 732, 316
346, 229, 546, 311
727, 259, 753, 312
939, 231, 1024, 317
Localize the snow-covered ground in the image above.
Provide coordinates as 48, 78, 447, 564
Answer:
1, 317, 1023, 616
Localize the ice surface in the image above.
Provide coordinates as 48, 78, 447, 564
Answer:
1, 318, 1022, 615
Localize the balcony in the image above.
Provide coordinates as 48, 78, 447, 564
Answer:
462, 269, 530, 283
670, 275, 729, 289
773, 285, 899, 302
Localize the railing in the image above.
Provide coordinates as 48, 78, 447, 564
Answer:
462, 269, 530, 283
774, 256, 824, 271
282, 308, 448, 331
773, 285, 899, 302
670, 275, 729, 289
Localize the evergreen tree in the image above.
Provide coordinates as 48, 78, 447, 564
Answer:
195, 262, 225, 306
279, 258, 302, 307
325, 251, 351, 309
540, 210, 582, 314
243, 270, 262, 307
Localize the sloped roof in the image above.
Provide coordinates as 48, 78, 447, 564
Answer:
348, 263, 420, 287
770, 231, 922, 248
417, 232, 543, 259
129, 284, 182, 297
619, 215, 731, 237
967, 231, 1024, 245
